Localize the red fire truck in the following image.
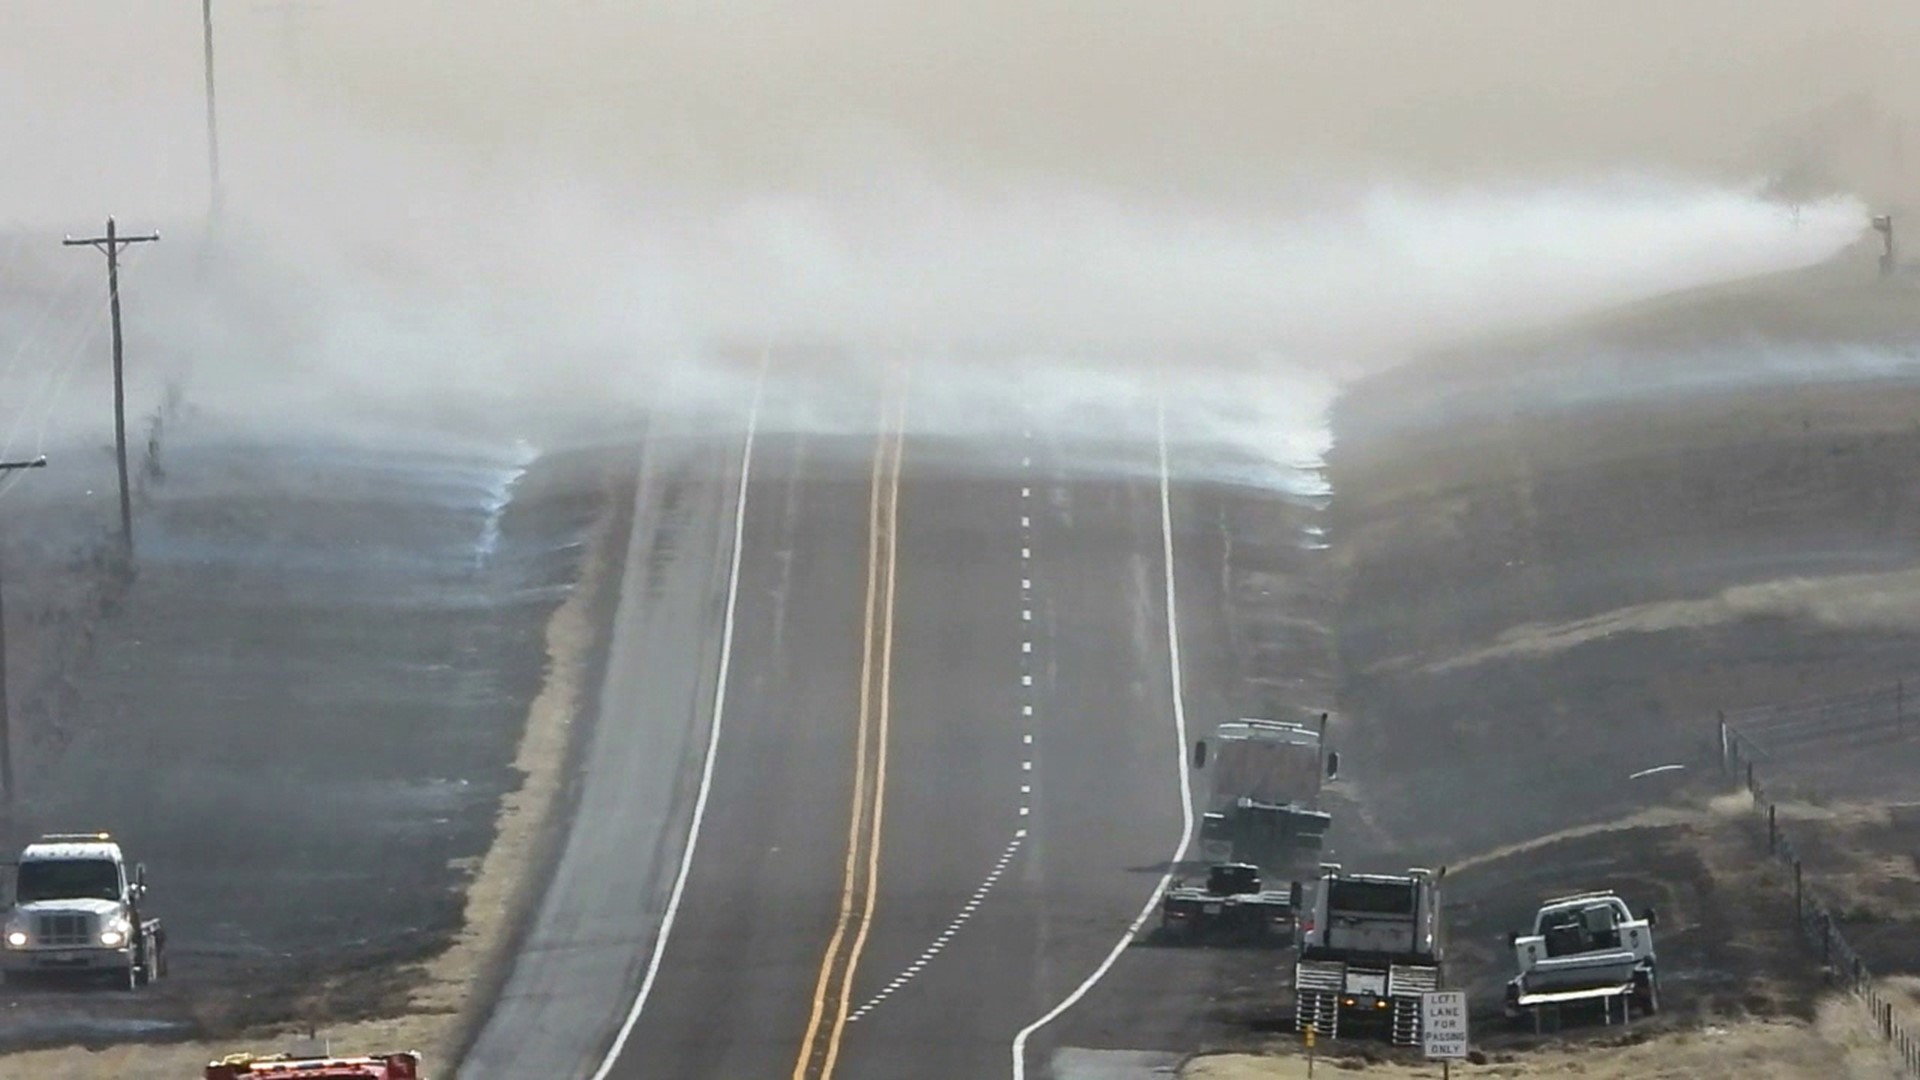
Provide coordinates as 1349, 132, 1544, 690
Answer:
203, 1051, 424, 1079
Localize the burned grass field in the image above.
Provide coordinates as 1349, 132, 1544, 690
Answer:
0, 422, 629, 1056
1189, 256, 1920, 1076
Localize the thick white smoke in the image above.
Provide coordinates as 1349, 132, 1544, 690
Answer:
0, 3, 1878, 464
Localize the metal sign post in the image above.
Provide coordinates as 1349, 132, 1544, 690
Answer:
1422, 989, 1469, 1076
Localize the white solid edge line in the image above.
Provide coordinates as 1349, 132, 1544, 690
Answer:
1009, 402, 1195, 1079
587, 373, 765, 1080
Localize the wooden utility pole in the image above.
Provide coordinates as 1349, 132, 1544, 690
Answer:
0, 455, 48, 807
203, 0, 224, 221
64, 219, 159, 558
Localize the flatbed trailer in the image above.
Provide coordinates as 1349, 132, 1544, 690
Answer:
1160, 863, 1298, 946
1510, 981, 1638, 1033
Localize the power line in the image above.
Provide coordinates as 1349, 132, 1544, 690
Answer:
0, 278, 105, 469
0, 246, 143, 468
0, 258, 91, 391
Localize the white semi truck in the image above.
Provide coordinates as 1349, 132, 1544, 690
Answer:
1294, 863, 1444, 1046
1503, 891, 1658, 1030
1190, 716, 1338, 878
1, 832, 165, 989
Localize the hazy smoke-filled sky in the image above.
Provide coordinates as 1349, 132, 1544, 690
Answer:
0, 2, 1905, 432
7, 2, 1917, 206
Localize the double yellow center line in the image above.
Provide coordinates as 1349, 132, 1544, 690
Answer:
792, 394, 908, 1080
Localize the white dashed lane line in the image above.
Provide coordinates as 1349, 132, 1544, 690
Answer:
847, 445, 1043, 1026
847, 830, 1028, 1023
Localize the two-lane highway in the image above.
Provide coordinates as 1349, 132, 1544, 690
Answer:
467, 364, 1212, 1079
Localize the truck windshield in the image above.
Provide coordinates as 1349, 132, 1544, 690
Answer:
1327, 880, 1415, 915
16, 859, 120, 902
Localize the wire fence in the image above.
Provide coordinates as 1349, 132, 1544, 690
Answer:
1722, 680, 1914, 762
1718, 707, 1920, 1075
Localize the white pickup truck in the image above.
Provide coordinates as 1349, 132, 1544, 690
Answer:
1504, 891, 1657, 1029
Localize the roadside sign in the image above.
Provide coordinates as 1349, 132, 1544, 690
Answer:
1421, 990, 1469, 1059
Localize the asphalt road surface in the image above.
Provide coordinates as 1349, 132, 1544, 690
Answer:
469, 371, 1231, 1079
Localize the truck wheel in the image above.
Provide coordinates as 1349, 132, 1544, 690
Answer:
1633, 972, 1659, 1016
152, 938, 167, 980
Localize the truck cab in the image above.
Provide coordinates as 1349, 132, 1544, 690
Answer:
1, 832, 164, 988
1190, 715, 1339, 873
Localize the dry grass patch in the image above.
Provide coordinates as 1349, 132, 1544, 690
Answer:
1185, 997, 1902, 1078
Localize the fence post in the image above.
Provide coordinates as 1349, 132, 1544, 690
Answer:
1769, 804, 1777, 854
1747, 760, 1756, 794
1718, 710, 1728, 775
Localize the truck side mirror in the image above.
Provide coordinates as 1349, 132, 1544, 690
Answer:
1642, 906, 1656, 927
135, 864, 147, 888
1507, 930, 1518, 948
1325, 751, 1340, 779
1289, 881, 1304, 909
1191, 741, 1207, 769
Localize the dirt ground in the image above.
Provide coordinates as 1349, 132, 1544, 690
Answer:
1200, 237, 1920, 1075
0, 411, 637, 1073
1184, 998, 1904, 1079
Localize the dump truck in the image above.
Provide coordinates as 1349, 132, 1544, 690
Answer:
1503, 891, 1658, 1031
1, 832, 164, 989
1294, 863, 1444, 1046
1159, 862, 1301, 945
204, 1050, 425, 1079
1190, 715, 1339, 878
